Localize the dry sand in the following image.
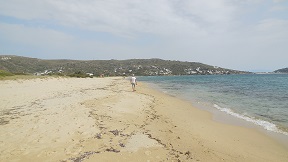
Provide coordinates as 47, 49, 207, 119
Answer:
0, 77, 287, 162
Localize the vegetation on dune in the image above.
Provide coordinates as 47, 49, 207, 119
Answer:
68, 71, 93, 78
0, 70, 14, 77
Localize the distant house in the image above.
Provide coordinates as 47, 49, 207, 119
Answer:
86, 73, 93, 76
1, 57, 11, 60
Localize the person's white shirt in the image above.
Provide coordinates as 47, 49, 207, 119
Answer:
131, 76, 136, 83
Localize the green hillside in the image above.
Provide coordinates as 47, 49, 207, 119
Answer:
0, 55, 249, 76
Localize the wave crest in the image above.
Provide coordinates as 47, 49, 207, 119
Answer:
213, 104, 288, 136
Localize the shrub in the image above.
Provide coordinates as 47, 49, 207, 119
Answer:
0, 70, 14, 77
68, 71, 92, 78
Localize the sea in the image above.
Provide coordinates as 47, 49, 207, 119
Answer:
139, 74, 288, 136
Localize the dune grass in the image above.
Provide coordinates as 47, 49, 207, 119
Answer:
0, 70, 64, 80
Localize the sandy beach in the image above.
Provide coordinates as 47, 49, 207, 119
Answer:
0, 77, 287, 162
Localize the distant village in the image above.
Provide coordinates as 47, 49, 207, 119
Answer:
32, 65, 237, 77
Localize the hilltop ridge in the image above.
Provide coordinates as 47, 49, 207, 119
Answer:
274, 67, 288, 73
0, 55, 249, 76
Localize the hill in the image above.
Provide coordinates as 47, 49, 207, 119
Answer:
274, 67, 288, 73
0, 55, 249, 76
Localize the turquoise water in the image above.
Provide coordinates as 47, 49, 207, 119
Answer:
140, 74, 288, 135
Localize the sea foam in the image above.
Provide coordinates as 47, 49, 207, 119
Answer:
213, 104, 288, 136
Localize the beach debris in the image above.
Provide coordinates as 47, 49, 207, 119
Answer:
120, 133, 129, 137
95, 133, 102, 139
184, 151, 191, 156
99, 126, 105, 130
109, 129, 120, 136
68, 151, 100, 162
106, 147, 120, 153
0, 118, 9, 125
184, 151, 192, 160
146, 133, 166, 147
119, 143, 125, 147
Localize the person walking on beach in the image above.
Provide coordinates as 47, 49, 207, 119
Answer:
130, 74, 137, 91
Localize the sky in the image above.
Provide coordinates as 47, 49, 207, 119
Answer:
0, 0, 288, 72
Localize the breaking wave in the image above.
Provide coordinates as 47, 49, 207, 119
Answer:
213, 104, 288, 136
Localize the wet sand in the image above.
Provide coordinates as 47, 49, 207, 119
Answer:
0, 77, 287, 161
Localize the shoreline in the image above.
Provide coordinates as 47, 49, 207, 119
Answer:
139, 82, 288, 160
185, 97, 288, 149
1, 77, 287, 161
143, 81, 288, 149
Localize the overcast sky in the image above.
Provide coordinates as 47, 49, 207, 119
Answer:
1, 0, 288, 72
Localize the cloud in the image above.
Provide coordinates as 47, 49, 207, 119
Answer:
0, 0, 287, 71
0, 0, 239, 37
1, 0, 286, 37
0, 0, 55, 20
273, 0, 288, 3
176, 0, 236, 22
254, 19, 288, 40
0, 23, 74, 47
270, 5, 288, 11
45, 0, 203, 37
0, 22, 147, 59
0, 23, 75, 58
